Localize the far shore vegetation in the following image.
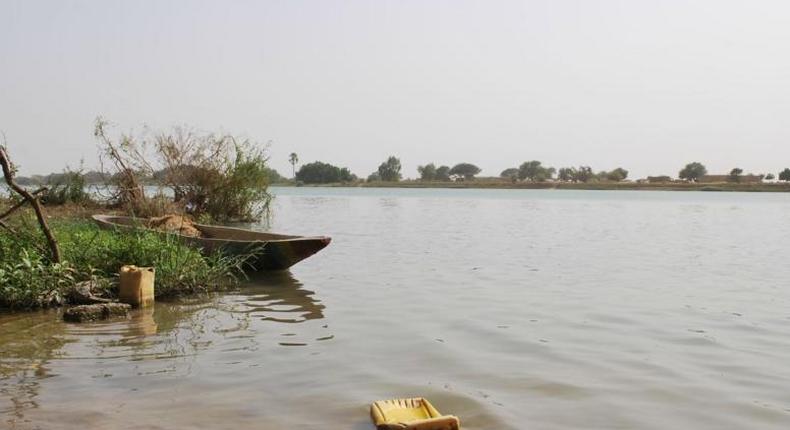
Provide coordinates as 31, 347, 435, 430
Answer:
14, 153, 790, 192
257, 155, 790, 192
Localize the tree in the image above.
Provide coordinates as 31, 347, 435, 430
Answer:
557, 167, 575, 182
367, 172, 380, 182
518, 160, 541, 181
339, 167, 356, 182
606, 167, 629, 182
679, 162, 707, 182
779, 168, 790, 182
378, 156, 402, 182
296, 161, 354, 184
538, 167, 556, 182
765, 173, 776, 181
289, 152, 299, 178
264, 167, 284, 183
449, 163, 481, 180
573, 166, 593, 183
435, 165, 451, 181
500, 168, 519, 182
729, 167, 743, 182
517, 160, 554, 182
417, 163, 437, 181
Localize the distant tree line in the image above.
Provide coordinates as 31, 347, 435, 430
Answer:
496, 161, 628, 183
15, 170, 108, 186
20, 154, 790, 187
416, 163, 482, 181
16, 166, 286, 186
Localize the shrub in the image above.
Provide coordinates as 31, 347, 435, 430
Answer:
41, 168, 93, 206
95, 118, 273, 222
155, 132, 273, 222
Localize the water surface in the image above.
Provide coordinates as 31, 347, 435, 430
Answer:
2, 188, 790, 429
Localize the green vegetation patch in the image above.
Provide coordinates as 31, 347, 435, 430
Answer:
0, 218, 250, 310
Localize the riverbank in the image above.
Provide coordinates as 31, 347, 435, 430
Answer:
284, 180, 790, 192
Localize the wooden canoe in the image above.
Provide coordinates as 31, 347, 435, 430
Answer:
91, 214, 331, 271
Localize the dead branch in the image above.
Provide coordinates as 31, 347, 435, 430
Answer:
0, 187, 47, 221
0, 146, 61, 263
94, 118, 146, 205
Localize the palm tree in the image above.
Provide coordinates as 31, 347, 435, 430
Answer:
289, 153, 299, 178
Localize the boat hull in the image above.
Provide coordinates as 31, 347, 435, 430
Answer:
92, 215, 331, 271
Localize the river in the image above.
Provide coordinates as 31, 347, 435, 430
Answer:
2, 187, 790, 429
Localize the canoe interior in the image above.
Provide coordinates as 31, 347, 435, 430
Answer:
91, 215, 331, 271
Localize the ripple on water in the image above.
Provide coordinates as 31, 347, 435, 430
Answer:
4, 189, 790, 429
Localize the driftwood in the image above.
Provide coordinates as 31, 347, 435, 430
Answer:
0, 146, 61, 263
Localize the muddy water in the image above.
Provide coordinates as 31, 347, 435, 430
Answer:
2, 188, 790, 429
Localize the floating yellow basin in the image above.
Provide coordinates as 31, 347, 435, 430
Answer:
370, 398, 460, 430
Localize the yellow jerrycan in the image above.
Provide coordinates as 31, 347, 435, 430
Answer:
370, 398, 460, 430
119, 265, 155, 307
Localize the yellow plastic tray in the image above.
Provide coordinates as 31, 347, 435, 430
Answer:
370, 398, 460, 430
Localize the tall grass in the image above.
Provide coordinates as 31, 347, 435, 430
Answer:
0, 217, 253, 309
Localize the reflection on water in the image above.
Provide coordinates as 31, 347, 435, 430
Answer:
228, 271, 325, 324
221, 271, 328, 346
0, 311, 66, 422
0, 271, 328, 428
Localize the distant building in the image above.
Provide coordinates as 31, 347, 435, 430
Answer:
699, 174, 763, 184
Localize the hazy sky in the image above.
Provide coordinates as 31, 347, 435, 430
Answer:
1, 0, 789, 179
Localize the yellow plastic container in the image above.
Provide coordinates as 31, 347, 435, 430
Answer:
119, 265, 155, 307
370, 398, 460, 430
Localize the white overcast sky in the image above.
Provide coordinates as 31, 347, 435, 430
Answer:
1, 0, 789, 179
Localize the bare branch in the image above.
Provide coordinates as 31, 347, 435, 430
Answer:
0, 145, 61, 262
